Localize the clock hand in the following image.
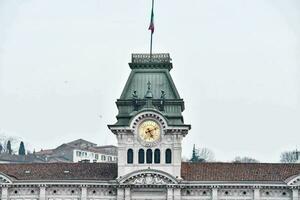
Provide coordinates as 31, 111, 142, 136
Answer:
149, 128, 157, 138
145, 128, 151, 138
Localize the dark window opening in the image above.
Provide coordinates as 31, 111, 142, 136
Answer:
138, 149, 145, 164
165, 149, 172, 164
154, 149, 160, 163
127, 149, 133, 164
146, 149, 153, 164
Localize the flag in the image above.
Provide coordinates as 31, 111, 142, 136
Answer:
148, 6, 154, 34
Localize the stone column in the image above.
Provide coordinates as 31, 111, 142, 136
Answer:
292, 188, 299, 200
254, 187, 260, 200
81, 186, 87, 200
173, 188, 181, 200
125, 187, 131, 200
117, 188, 125, 200
212, 187, 218, 200
1, 186, 8, 200
39, 185, 46, 200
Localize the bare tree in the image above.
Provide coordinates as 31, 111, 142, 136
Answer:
280, 150, 299, 163
190, 145, 215, 162
233, 156, 259, 163
198, 148, 215, 162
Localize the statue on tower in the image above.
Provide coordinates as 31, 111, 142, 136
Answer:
159, 90, 166, 111
132, 90, 139, 111
144, 81, 153, 99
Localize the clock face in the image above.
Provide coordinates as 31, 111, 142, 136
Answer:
138, 120, 161, 143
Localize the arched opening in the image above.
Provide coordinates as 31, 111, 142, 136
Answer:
138, 149, 145, 164
146, 149, 153, 164
165, 149, 172, 164
127, 149, 133, 164
154, 149, 160, 164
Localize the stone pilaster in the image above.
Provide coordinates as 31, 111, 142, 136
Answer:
292, 188, 299, 200
39, 185, 46, 200
173, 188, 181, 200
254, 187, 260, 200
81, 186, 87, 200
167, 187, 173, 200
117, 188, 125, 200
125, 187, 131, 200
1, 186, 8, 200
212, 187, 218, 200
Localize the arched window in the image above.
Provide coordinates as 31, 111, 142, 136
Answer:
154, 149, 160, 164
146, 149, 153, 164
165, 149, 172, 164
127, 149, 133, 164
138, 149, 145, 164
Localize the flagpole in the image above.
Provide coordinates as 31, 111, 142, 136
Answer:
150, 29, 153, 58
149, 0, 154, 59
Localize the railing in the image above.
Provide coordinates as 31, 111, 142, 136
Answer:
132, 53, 171, 63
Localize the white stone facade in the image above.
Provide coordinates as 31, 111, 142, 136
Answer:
1, 182, 300, 200
111, 111, 187, 178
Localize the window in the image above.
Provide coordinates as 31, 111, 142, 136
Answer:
127, 149, 133, 164
138, 149, 145, 164
108, 156, 112, 161
95, 154, 99, 160
146, 149, 153, 164
165, 149, 172, 164
154, 149, 160, 164
101, 155, 106, 161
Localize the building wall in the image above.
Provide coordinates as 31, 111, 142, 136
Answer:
1, 185, 299, 200
73, 149, 117, 163
117, 130, 183, 178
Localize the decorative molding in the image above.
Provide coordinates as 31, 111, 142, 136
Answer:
0, 173, 13, 184
286, 174, 300, 186
130, 111, 167, 130
131, 53, 171, 64
118, 169, 178, 186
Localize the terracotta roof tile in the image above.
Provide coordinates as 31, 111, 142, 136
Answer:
181, 162, 300, 182
1, 162, 300, 182
0, 162, 117, 181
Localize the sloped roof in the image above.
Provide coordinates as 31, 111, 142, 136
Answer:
0, 163, 117, 181
1, 162, 300, 183
120, 69, 180, 100
55, 143, 117, 155
67, 139, 97, 147
181, 162, 300, 183
110, 53, 188, 127
0, 154, 45, 163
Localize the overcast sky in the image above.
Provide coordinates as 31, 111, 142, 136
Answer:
0, 0, 299, 162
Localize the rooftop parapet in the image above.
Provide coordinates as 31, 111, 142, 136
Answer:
131, 53, 171, 63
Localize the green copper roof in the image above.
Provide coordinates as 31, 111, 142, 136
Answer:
120, 69, 180, 100
109, 53, 189, 128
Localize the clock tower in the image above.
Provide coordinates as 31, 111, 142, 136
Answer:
108, 53, 190, 179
